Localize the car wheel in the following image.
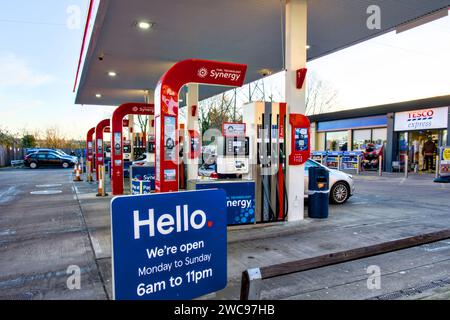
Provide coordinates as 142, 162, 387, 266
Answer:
62, 162, 70, 169
29, 162, 38, 169
330, 182, 350, 204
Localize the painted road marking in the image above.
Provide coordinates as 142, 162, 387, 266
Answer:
423, 241, 450, 252
91, 237, 102, 254
30, 190, 63, 195
0, 186, 19, 204
36, 184, 62, 188
0, 229, 16, 236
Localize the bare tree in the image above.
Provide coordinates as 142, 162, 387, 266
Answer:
199, 92, 240, 136
137, 115, 149, 152
305, 73, 339, 116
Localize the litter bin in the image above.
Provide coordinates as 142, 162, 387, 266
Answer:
308, 166, 330, 219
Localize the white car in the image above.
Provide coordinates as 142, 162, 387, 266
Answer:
304, 159, 355, 204
132, 153, 155, 166
197, 158, 355, 204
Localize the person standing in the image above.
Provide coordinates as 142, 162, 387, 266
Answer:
422, 137, 436, 171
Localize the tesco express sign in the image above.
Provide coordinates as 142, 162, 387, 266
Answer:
394, 107, 448, 131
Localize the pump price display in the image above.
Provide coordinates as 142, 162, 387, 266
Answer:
111, 189, 227, 300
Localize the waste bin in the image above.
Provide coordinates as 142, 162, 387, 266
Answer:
308, 166, 330, 219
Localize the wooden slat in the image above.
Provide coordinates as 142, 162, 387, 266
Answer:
259, 229, 450, 279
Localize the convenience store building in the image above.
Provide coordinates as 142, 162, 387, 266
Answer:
309, 95, 450, 172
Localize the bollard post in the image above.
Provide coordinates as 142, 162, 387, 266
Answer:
86, 161, 94, 182
337, 155, 341, 171
379, 155, 383, 176
404, 155, 409, 179
80, 157, 84, 173
96, 165, 108, 197
356, 155, 360, 175
435, 155, 440, 179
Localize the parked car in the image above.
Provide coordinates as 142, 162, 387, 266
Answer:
132, 153, 155, 166
25, 148, 78, 163
304, 159, 355, 204
24, 152, 76, 169
198, 163, 218, 178
197, 158, 355, 204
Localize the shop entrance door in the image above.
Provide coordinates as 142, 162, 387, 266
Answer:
398, 130, 440, 173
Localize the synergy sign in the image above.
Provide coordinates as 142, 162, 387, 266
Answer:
394, 107, 448, 131
111, 189, 227, 300
197, 66, 243, 83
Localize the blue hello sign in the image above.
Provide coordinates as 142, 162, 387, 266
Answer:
110, 189, 228, 300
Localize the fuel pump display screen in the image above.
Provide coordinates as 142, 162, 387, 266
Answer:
164, 116, 176, 161
97, 139, 103, 154
114, 133, 121, 156
225, 137, 249, 156
295, 128, 308, 152
123, 144, 131, 153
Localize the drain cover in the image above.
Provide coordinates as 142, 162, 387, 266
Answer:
35, 184, 62, 188
30, 190, 63, 195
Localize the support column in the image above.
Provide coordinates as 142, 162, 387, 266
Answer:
128, 114, 135, 160
186, 83, 200, 181
385, 113, 395, 172
447, 108, 450, 147
285, 0, 307, 222
145, 91, 155, 153
310, 122, 317, 152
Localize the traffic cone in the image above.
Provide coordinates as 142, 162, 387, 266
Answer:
73, 164, 83, 182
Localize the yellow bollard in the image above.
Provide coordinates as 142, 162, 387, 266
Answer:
378, 155, 383, 176
86, 161, 94, 182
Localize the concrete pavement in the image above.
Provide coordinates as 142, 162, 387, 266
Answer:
1, 167, 450, 299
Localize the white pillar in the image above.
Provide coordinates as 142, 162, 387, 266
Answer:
129, 114, 135, 160
186, 83, 200, 181
145, 91, 155, 152
285, 0, 307, 222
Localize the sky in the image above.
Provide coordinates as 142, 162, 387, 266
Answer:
0, 1, 449, 140
0, 0, 116, 140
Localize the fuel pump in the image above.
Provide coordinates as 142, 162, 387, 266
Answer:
243, 102, 288, 223
187, 122, 255, 226
216, 135, 250, 178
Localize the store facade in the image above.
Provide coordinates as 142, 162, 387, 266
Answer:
309, 96, 450, 172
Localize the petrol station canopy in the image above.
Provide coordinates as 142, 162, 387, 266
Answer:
74, 0, 450, 106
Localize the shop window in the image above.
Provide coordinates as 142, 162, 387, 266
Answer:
352, 129, 371, 150
351, 128, 387, 151
326, 131, 348, 151
372, 128, 387, 146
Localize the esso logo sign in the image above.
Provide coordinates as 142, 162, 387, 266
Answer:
408, 110, 434, 121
